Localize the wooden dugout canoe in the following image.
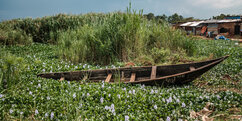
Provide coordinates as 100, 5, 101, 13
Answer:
38, 56, 229, 85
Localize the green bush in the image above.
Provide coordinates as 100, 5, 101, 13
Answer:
0, 28, 32, 45
0, 48, 26, 90
150, 47, 170, 63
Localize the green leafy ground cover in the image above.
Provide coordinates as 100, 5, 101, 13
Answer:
0, 39, 241, 120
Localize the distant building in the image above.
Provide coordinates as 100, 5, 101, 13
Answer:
202, 19, 241, 37
180, 21, 204, 35
179, 17, 241, 37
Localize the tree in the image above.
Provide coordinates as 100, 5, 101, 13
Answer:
168, 13, 183, 23
212, 14, 241, 19
212, 14, 226, 19
144, 13, 155, 20
155, 14, 167, 21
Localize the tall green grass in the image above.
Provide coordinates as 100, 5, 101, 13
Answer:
0, 25, 32, 45
0, 48, 26, 90
0, 7, 196, 65
56, 11, 196, 64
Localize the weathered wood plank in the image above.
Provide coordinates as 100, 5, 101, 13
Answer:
150, 66, 157, 79
130, 73, 136, 82
105, 73, 112, 82
59, 77, 65, 82
190, 66, 195, 71
121, 71, 125, 81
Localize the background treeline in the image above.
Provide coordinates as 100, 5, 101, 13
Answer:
144, 13, 201, 24
212, 14, 242, 19
144, 13, 242, 24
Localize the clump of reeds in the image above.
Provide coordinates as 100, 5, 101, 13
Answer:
0, 48, 26, 90
0, 6, 196, 65
56, 10, 196, 64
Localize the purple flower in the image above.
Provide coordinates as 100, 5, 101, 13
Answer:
0, 94, 3, 98
125, 115, 129, 121
154, 105, 157, 109
141, 84, 145, 89
35, 109, 39, 115
150, 89, 154, 94
182, 102, 186, 107
9, 109, 13, 114
167, 97, 172, 103
101, 83, 104, 88
166, 116, 171, 121
111, 104, 114, 109
217, 95, 220, 99
50, 112, 54, 119
176, 99, 180, 103
105, 106, 109, 110
100, 97, 104, 103
45, 112, 49, 117
117, 94, 121, 99
73, 93, 76, 98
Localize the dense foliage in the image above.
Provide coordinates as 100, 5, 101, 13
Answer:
0, 10, 196, 65
0, 38, 241, 120
0, 6, 241, 119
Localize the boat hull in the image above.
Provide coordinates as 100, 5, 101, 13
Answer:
38, 56, 228, 85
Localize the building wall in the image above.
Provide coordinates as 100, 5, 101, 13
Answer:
207, 24, 218, 34
195, 27, 202, 35
183, 27, 202, 35
218, 22, 241, 36
218, 23, 234, 35
240, 23, 242, 35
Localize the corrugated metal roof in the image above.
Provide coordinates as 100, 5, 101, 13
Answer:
190, 21, 204, 26
218, 19, 241, 23
202, 20, 219, 23
180, 22, 193, 26
179, 19, 241, 27
202, 19, 241, 23
180, 21, 204, 27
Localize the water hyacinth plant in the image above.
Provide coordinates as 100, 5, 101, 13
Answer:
0, 6, 241, 120
0, 40, 240, 120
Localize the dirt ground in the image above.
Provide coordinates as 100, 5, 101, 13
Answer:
193, 35, 242, 43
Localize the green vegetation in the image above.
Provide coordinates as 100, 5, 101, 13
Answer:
144, 13, 201, 23
0, 47, 28, 91
56, 13, 196, 65
212, 14, 241, 20
0, 39, 241, 120
0, 8, 241, 120
0, 9, 196, 65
